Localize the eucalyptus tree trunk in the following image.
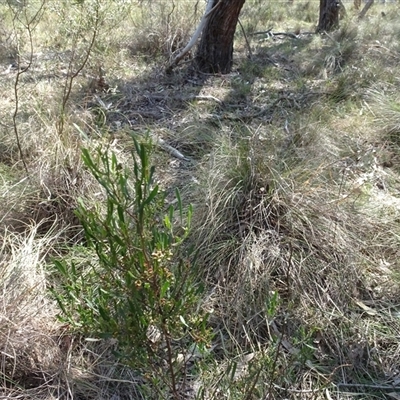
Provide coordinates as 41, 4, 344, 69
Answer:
317, 0, 340, 32
195, 0, 246, 74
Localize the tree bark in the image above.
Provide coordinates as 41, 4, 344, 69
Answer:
316, 0, 340, 32
195, 0, 246, 74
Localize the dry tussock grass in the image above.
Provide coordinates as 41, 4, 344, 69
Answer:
0, 120, 98, 240
0, 224, 62, 395
0, 224, 147, 399
189, 109, 400, 395
368, 88, 400, 136
129, 0, 200, 59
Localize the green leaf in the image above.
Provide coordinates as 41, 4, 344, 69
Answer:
53, 259, 67, 276
227, 360, 238, 383
149, 165, 155, 184
142, 185, 159, 207
175, 188, 183, 220
160, 280, 170, 298
52, 291, 69, 317
164, 214, 171, 230
117, 204, 125, 224
111, 152, 118, 171
187, 204, 193, 229
112, 234, 124, 247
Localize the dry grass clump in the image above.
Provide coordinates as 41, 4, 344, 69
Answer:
292, 6, 398, 87
191, 125, 363, 329
295, 23, 361, 80
0, 225, 145, 399
0, 225, 62, 395
188, 114, 400, 396
128, 0, 199, 59
368, 88, 400, 136
0, 123, 100, 242
364, 88, 400, 176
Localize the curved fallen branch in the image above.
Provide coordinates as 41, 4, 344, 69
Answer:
166, 0, 221, 73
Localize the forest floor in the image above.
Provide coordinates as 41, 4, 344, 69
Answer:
1, 1, 400, 399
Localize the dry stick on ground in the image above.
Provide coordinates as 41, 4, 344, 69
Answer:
338, 382, 400, 391
250, 28, 273, 36
271, 32, 299, 39
166, 0, 221, 73
142, 93, 223, 104
251, 29, 309, 39
152, 136, 190, 161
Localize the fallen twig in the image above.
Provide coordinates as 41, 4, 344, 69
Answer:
152, 136, 190, 161
193, 94, 223, 104
251, 28, 273, 36
338, 382, 400, 391
144, 93, 223, 104
252, 29, 315, 39
271, 32, 299, 39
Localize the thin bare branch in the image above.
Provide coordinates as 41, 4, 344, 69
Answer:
358, 0, 374, 19
57, 3, 100, 136
238, 18, 252, 59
